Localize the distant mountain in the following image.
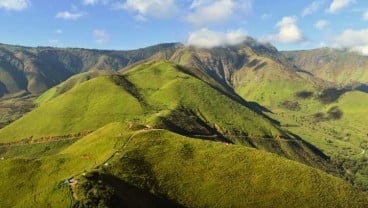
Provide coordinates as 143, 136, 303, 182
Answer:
283, 48, 368, 85
0, 43, 178, 96
0, 39, 316, 98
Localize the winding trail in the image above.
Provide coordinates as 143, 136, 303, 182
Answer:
67, 128, 163, 201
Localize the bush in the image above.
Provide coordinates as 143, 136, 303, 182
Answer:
318, 88, 347, 104
313, 112, 325, 122
327, 106, 343, 120
280, 101, 301, 111
179, 143, 194, 160
295, 90, 313, 99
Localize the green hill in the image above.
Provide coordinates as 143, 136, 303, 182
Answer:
0, 41, 367, 207
0, 61, 330, 171
0, 122, 366, 207
0, 61, 280, 142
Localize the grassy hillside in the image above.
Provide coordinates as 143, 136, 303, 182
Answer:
0, 122, 366, 207
0, 62, 305, 163
283, 48, 368, 85
243, 85, 368, 189
0, 43, 367, 206
0, 75, 143, 142
0, 61, 290, 143
232, 54, 323, 108
0, 60, 338, 174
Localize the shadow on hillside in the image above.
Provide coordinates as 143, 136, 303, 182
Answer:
288, 132, 329, 161
355, 84, 368, 93
157, 107, 233, 144
76, 173, 183, 208
175, 65, 281, 126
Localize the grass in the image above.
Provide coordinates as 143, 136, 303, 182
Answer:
124, 61, 283, 138
0, 122, 131, 207
76, 126, 368, 208
237, 74, 368, 189
36, 70, 113, 105
0, 138, 78, 158
1, 121, 365, 207
0, 60, 367, 206
0, 76, 143, 142
0, 61, 284, 145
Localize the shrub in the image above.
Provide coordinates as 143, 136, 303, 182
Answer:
318, 88, 347, 104
327, 106, 343, 120
295, 90, 313, 99
280, 101, 300, 111
179, 143, 194, 160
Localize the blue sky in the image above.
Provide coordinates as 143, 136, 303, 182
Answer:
1, 0, 368, 53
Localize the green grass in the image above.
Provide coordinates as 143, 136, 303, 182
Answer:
0, 138, 78, 158
0, 61, 284, 144
239, 80, 368, 189
1, 121, 365, 207
232, 57, 318, 108
0, 76, 143, 142
1, 60, 367, 207
0, 122, 131, 207
36, 70, 112, 105
124, 61, 282, 138
76, 125, 368, 208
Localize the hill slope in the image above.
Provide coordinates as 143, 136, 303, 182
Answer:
0, 122, 367, 207
283, 48, 368, 85
0, 61, 335, 171
0, 52, 367, 207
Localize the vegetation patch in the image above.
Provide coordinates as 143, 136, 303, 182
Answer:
318, 88, 348, 104
280, 100, 301, 111
327, 106, 343, 120
332, 155, 368, 191
313, 107, 343, 122
179, 143, 195, 160
295, 90, 314, 99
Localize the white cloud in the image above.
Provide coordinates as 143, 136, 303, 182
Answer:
83, 0, 109, 5
186, 0, 252, 27
363, 11, 368, 21
351, 46, 368, 55
54, 29, 63, 34
327, 0, 355, 13
93, 29, 110, 44
334, 28, 368, 55
55, 11, 85, 20
186, 28, 247, 48
315, 20, 329, 30
302, 0, 323, 16
121, 0, 178, 19
0, 0, 30, 11
260, 16, 304, 44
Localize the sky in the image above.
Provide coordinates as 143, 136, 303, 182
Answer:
1, 0, 368, 54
